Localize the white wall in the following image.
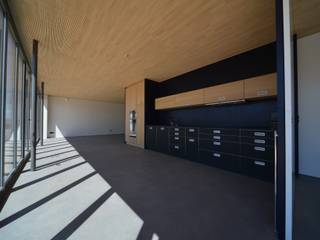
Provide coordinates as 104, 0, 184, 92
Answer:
298, 32, 320, 178
43, 95, 48, 139
47, 96, 124, 138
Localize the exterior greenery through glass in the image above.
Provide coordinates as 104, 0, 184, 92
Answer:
0, 7, 41, 188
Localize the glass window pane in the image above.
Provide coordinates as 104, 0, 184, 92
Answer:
37, 93, 41, 140
16, 55, 24, 163
27, 70, 32, 151
4, 30, 17, 181
0, 11, 3, 79
36, 94, 38, 140
24, 69, 30, 153
0, 9, 3, 184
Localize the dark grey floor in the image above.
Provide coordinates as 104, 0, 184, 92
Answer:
294, 175, 320, 240
67, 134, 277, 240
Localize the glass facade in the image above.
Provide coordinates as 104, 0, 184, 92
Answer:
24, 68, 31, 153
4, 29, 16, 181
0, 9, 42, 187
16, 53, 24, 163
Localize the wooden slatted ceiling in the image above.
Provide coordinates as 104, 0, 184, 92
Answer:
7, 0, 320, 102
293, 0, 320, 38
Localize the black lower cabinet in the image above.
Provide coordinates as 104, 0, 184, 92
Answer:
146, 126, 157, 150
145, 125, 275, 182
186, 137, 198, 161
169, 143, 186, 157
199, 139, 241, 155
169, 127, 186, 157
156, 126, 169, 153
241, 143, 274, 161
199, 150, 242, 172
242, 157, 274, 182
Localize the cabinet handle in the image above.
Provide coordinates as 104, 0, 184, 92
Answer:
188, 128, 195, 132
174, 145, 180, 149
174, 132, 179, 136
174, 137, 179, 140
188, 138, 195, 142
213, 141, 221, 146
149, 127, 153, 130
254, 139, 266, 144
213, 136, 221, 140
213, 130, 221, 134
254, 132, 266, 137
160, 127, 165, 130
257, 90, 268, 97
218, 96, 226, 101
213, 153, 221, 158
274, 130, 278, 228
254, 146, 265, 152
254, 160, 266, 166
174, 128, 179, 131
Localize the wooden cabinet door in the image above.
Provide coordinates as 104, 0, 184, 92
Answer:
155, 95, 176, 110
125, 84, 137, 144
244, 73, 277, 99
203, 80, 244, 104
174, 89, 204, 108
136, 81, 145, 147
125, 81, 145, 148
155, 89, 204, 110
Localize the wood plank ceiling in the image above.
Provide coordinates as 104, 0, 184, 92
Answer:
8, 0, 320, 102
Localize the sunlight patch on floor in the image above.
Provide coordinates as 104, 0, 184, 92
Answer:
69, 193, 143, 240
0, 138, 158, 240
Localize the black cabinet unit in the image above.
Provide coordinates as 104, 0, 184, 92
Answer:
170, 127, 186, 136
186, 127, 198, 161
146, 126, 157, 150
186, 127, 198, 136
199, 150, 242, 172
145, 125, 275, 182
241, 144, 274, 161
169, 127, 186, 157
156, 126, 169, 153
199, 139, 241, 155
169, 144, 186, 157
240, 129, 275, 182
198, 127, 242, 173
242, 158, 274, 182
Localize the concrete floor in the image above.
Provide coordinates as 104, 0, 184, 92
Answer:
294, 175, 320, 239
0, 135, 276, 240
0, 137, 156, 240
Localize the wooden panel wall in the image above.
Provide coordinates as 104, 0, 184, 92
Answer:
125, 80, 145, 148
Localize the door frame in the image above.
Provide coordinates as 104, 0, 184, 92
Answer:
275, 0, 295, 239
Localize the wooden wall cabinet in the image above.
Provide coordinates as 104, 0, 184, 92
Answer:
125, 80, 145, 148
175, 89, 204, 108
155, 95, 176, 110
155, 89, 204, 110
154, 73, 277, 110
244, 73, 277, 99
203, 80, 244, 104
